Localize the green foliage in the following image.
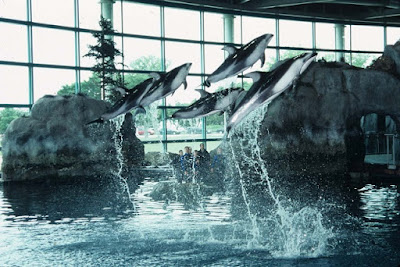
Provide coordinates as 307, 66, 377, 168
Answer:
57, 75, 101, 99
0, 108, 28, 134
84, 16, 123, 101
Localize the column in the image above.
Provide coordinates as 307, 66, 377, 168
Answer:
335, 24, 345, 62
223, 14, 234, 133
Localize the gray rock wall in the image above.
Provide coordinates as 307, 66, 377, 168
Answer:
1, 94, 144, 182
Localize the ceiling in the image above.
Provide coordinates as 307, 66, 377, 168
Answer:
149, 0, 400, 26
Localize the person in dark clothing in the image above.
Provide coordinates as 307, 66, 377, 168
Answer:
211, 147, 225, 189
181, 146, 192, 183
192, 150, 200, 183
197, 143, 211, 183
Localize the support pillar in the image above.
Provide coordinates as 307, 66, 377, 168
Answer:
223, 14, 234, 133
335, 24, 345, 62
101, 0, 115, 27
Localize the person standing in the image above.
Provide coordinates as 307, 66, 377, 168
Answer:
211, 147, 225, 189
198, 143, 211, 183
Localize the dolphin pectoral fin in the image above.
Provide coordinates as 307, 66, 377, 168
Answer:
149, 72, 161, 81
260, 53, 266, 67
86, 118, 104, 125
243, 72, 262, 83
222, 45, 237, 56
183, 80, 188, 89
195, 89, 211, 99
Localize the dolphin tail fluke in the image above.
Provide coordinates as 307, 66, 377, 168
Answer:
202, 80, 211, 87
86, 118, 104, 125
133, 106, 146, 116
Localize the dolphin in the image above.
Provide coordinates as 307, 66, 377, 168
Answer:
171, 87, 245, 119
139, 63, 192, 107
226, 52, 318, 133
203, 34, 273, 87
87, 77, 156, 124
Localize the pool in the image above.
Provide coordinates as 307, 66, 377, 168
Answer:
0, 176, 399, 266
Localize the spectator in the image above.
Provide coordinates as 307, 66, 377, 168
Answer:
211, 147, 225, 189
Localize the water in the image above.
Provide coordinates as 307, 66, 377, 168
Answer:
0, 176, 399, 266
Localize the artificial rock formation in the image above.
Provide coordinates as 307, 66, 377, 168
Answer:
224, 44, 400, 215
1, 94, 144, 182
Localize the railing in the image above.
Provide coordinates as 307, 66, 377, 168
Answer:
385, 134, 397, 169
364, 133, 398, 168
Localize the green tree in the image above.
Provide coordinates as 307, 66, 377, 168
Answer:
57, 75, 101, 99
84, 17, 123, 101
0, 108, 28, 134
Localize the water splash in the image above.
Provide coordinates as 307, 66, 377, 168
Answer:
228, 104, 334, 257
111, 117, 136, 211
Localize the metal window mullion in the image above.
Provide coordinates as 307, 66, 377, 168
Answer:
200, 11, 206, 148
121, 0, 125, 85
74, 0, 81, 94
384, 24, 387, 48
27, 0, 34, 107
160, 6, 167, 153
275, 18, 280, 62
350, 25, 353, 64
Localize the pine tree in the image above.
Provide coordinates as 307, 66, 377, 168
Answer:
84, 16, 123, 101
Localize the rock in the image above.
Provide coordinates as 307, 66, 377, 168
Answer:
225, 57, 400, 215
1, 94, 145, 182
384, 40, 400, 75
120, 113, 145, 166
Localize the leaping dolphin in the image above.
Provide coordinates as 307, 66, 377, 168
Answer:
171, 87, 245, 119
87, 77, 156, 124
139, 63, 192, 107
226, 52, 317, 133
203, 33, 273, 87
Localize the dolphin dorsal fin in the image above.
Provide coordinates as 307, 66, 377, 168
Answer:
149, 72, 161, 81
195, 89, 211, 99
244, 72, 262, 83
222, 45, 238, 56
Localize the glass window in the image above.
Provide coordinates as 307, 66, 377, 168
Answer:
33, 27, 75, 66
166, 141, 206, 153
351, 53, 379, 68
61, 70, 101, 100
0, 107, 30, 135
79, 0, 101, 30
32, 0, 74, 26
386, 27, 400, 45
315, 23, 335, 50
242, 16, 276, 45
0, 22, 28, 62
123, 3, 160, 37
0, 65, 29, 104
279, 49, 310, 60
234, 15, 242, 44
204, 44, 225, 75
113, 1, 122, 33
144, 143, 163, 153
204, 13, 224, 43
206, 113, 224, 138
123, 38, 162, 71
351, 25, 384, 52
33, 68, 76, 101
166, 76, 202, 106
0, 0, 26, 20
135, 101, 163, 142
165, 41, 201, 73
316, 51, 335, 62
279, 20, 312, 48
80, 32, 98, 68
165, 8, 200, 40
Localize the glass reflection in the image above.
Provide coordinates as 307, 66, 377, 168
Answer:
32, 0, 74, 26
123, 2, 160, 37
0, 65, 29, 104
0, 22, 27, 62
0, 0, 26, 20
386, 27, 400, 46
33, 68, 75, 101
279, 20, 312, 48
165, 7, 200, 40
33, 27, 75, 66
165, 41, 201, 74
242, 16, 276, 45
351, 25, 384, 52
